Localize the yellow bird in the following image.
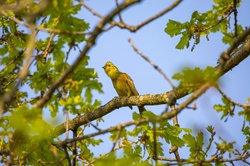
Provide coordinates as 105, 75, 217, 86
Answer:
103, 61, 146, 116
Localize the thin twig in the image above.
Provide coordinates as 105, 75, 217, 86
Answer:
169, 105, 181, 165
205, 128, 216, 158
65, 109, 69, 139
129, 0, 182, 31
14, 26, 35, 87
171, 105, 179, 127
43, 32, 55, 64
115, 0, 124, 23
128, 38, 175, 89
63, 145, 72, 166
80, 0, 104, 18
90, 123, 102, 132
216, 87, 248, 109
81, 0, 182, 32
157, 152, 250, 165
110, 124, 122, 152
36, 26, 92, 35
202, 8, 235, 32
233, 0, 238, 37
0, 10, 29, 27
35, 16, 48, 36
76, 157, 91, 165
152, 122, 157, 164
64, 40, 75, 70
60, 118, 150, 146
72, 130, 77, 166
77, 125, 87, 137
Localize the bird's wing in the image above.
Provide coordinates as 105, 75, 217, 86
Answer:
124, 73, 139, 96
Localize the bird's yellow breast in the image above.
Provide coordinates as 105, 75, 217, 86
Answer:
112, 73, 130, 96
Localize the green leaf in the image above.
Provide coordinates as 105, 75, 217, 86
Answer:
141, 111, 157, 118
132, 111, 141, 120
214, 97, 234, 120
238, 109, 250, 122
68, 4, 82, 14
87, 138, 103, 147
242, 126, 250, 150
173, 66, 217, 89
206, 125, 214, 134
196, 132, 204, 149
85, 87, 92, 103
190, 11, 200, 23
165, 19, 185, 37
222, 33, 235, 44
110, 128, 127, 141
183, 133, 196, 148
183, 132, 205, 161
176, 33, 190, 49
49, 101, 59, 118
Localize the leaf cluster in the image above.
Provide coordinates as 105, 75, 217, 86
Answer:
0, 0, 103, 164
172, 66, 217, 93
165, 0, 244, 50
0, 0, 249, 165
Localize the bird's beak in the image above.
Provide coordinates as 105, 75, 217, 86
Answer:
102, 66, 105, 69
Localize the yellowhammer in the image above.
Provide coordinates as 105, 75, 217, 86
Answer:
103, 61, 146, 116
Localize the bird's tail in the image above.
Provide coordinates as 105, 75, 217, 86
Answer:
138, 106, 146, 117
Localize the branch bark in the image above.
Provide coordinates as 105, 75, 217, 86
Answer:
81, 0, 182, 32
53, 36, 250, 136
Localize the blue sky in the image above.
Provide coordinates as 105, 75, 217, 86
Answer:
0, 0, 249, 164
74, 0, 250, 161
20, 0, 247, 164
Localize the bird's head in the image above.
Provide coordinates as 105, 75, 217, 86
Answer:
103, 61, 119, 78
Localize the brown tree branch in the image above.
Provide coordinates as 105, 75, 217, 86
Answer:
0, 10, 91, 35
0, 0, 182, 36
152, 122, 157, 164
216, 87, 247, 108
72, 129, 77, 166
42, 32, 54, 64
81, 0, 182, 32
233, 0, 238, 37
60, 117, 151, 145
169, 105, 181, 164
80, 0, 104, 19
1, 0, 178, 37
217, 28, 250, 74
110, 124, 122, 152
202, 8, 235, 32
128, 38, 175, 89
127, 0, 182, 31
53, 33, 250, 137
157, 150, 250, 165
115, 0, 124, 23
